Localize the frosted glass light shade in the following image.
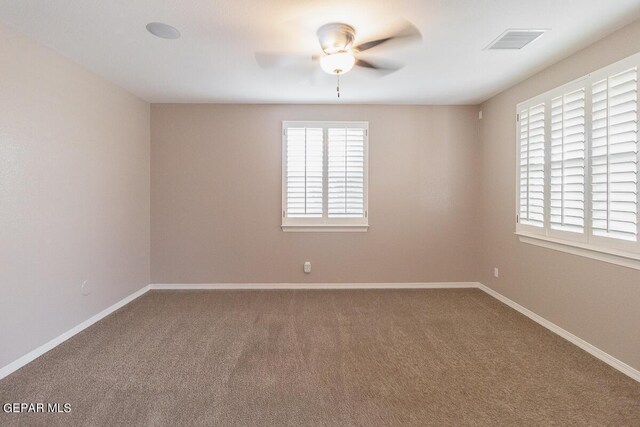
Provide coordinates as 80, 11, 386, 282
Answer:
320, 52, 355, 75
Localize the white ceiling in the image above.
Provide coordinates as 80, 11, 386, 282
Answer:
1, 0, 640, 104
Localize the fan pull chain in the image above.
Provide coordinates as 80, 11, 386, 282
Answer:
336, 72, 340, 98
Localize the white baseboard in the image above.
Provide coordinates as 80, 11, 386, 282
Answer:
150, 282, 480, 290
477, 283, 640, 383
0, 284, 151, 380
2, 281, 638, 385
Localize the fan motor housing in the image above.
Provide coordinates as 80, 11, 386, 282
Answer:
317, 23, 356, 54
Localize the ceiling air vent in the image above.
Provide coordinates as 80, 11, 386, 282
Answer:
485, 29, 547, 50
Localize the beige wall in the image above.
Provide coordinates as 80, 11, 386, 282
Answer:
0, 24, 150, 368
479, 20, 640, 370
151, 104, 480, 284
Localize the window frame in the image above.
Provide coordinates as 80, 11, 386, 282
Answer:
515, 52, 640, 269
281, 120, 369, 232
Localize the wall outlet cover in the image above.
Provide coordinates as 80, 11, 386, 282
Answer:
81, 280, 91, 296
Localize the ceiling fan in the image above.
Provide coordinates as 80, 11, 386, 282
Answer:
255, 21, 422, 97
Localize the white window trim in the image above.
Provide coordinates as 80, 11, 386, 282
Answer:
515, 52, 640, 267
281, 225, 369, 232
281, 121, 369, 232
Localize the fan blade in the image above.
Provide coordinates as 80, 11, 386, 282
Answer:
354, 20, 422, 52
255, 52, 317, 69
355, 59, 404, 76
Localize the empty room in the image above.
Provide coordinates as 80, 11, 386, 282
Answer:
1, 0, 640, 425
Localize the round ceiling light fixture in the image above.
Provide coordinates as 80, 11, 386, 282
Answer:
320, 51, 356, 75
146, 22, 181, 39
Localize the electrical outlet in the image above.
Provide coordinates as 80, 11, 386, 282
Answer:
494, 268, 499, 278
304, 261, 311, 274
81, 280, 91, 296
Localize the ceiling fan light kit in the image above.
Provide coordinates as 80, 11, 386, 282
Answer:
318, 23, 357, 77
320, 51, 356, 75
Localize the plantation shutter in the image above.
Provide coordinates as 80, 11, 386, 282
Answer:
328, 127, 365, 217
550, 89, 586, 233
519, 103, 546, 227
591, 67, 638, 241
285, 127, 323, 217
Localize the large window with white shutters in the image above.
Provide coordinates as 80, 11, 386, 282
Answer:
282, 121, 369, 232
516, 53, 640, 269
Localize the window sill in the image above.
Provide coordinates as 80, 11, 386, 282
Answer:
281, 224, 369, 233
516, 231, 640, 271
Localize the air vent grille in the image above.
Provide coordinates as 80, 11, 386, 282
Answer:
486, 29, 546, 50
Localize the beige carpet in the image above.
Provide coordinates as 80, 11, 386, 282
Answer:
1, 289, 639, 426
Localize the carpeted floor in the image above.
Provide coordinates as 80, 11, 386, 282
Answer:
1, 289, 639, 426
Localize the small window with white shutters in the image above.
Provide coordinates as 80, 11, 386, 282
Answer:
516, 52, 640, 267
282, 121, 369, 232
